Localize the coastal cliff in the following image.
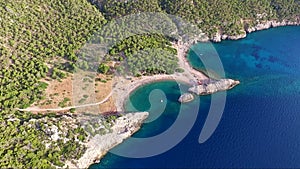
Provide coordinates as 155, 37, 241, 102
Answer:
246, 20, 300, 33
212, 19, 300, 42
66, 112, 149, 169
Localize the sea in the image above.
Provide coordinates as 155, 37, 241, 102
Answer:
91, 26, 300, 168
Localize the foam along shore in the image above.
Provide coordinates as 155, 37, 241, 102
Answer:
66, 112, 149, 169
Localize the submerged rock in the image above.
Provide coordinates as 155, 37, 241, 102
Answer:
188, 79, 240, 95
178, 93, 194, 103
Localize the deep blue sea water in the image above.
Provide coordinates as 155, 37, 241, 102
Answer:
91, 26, 300, 168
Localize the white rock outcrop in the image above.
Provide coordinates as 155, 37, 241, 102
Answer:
212, 19, 300, 42
188, 79, 240, 95
178, 93, 194, 103
228, 31, 247, 40
246, 20, 300, 33
66, 112, 149, 169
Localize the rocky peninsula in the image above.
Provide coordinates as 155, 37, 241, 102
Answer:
189, 79, 240, 96
66, 112, 149, 169
179, 79, 240, 103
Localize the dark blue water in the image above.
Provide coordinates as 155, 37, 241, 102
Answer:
91, 26, 300, 168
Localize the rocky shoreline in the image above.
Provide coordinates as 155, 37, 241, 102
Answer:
68, 19, 299, 169
212, 19, 300, 42
66, 112, 149, 169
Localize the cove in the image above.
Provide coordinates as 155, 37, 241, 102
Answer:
91, 26, 300, 168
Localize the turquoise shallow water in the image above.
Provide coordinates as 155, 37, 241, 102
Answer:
91, 26, 300, 168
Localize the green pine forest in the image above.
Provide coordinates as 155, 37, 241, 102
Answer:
0, 0, 299, 168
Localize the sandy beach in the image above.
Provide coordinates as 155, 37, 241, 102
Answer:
18, 39, 209, 114
112, 40, 209, 112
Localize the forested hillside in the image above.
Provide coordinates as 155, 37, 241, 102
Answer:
108, 34, 178, 76
0, 0, 106, 167
0, 0, 299, 168
92, 0, 300, 37
0, 0, 105, 109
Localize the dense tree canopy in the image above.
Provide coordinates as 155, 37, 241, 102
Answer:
92, 0, 300, 38
0, 0, 106, 167
0, 0, 106, 109
0, 0, 299, 167
106, 34, 178, 76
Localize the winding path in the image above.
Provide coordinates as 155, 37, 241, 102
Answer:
17, 92, 113, 112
